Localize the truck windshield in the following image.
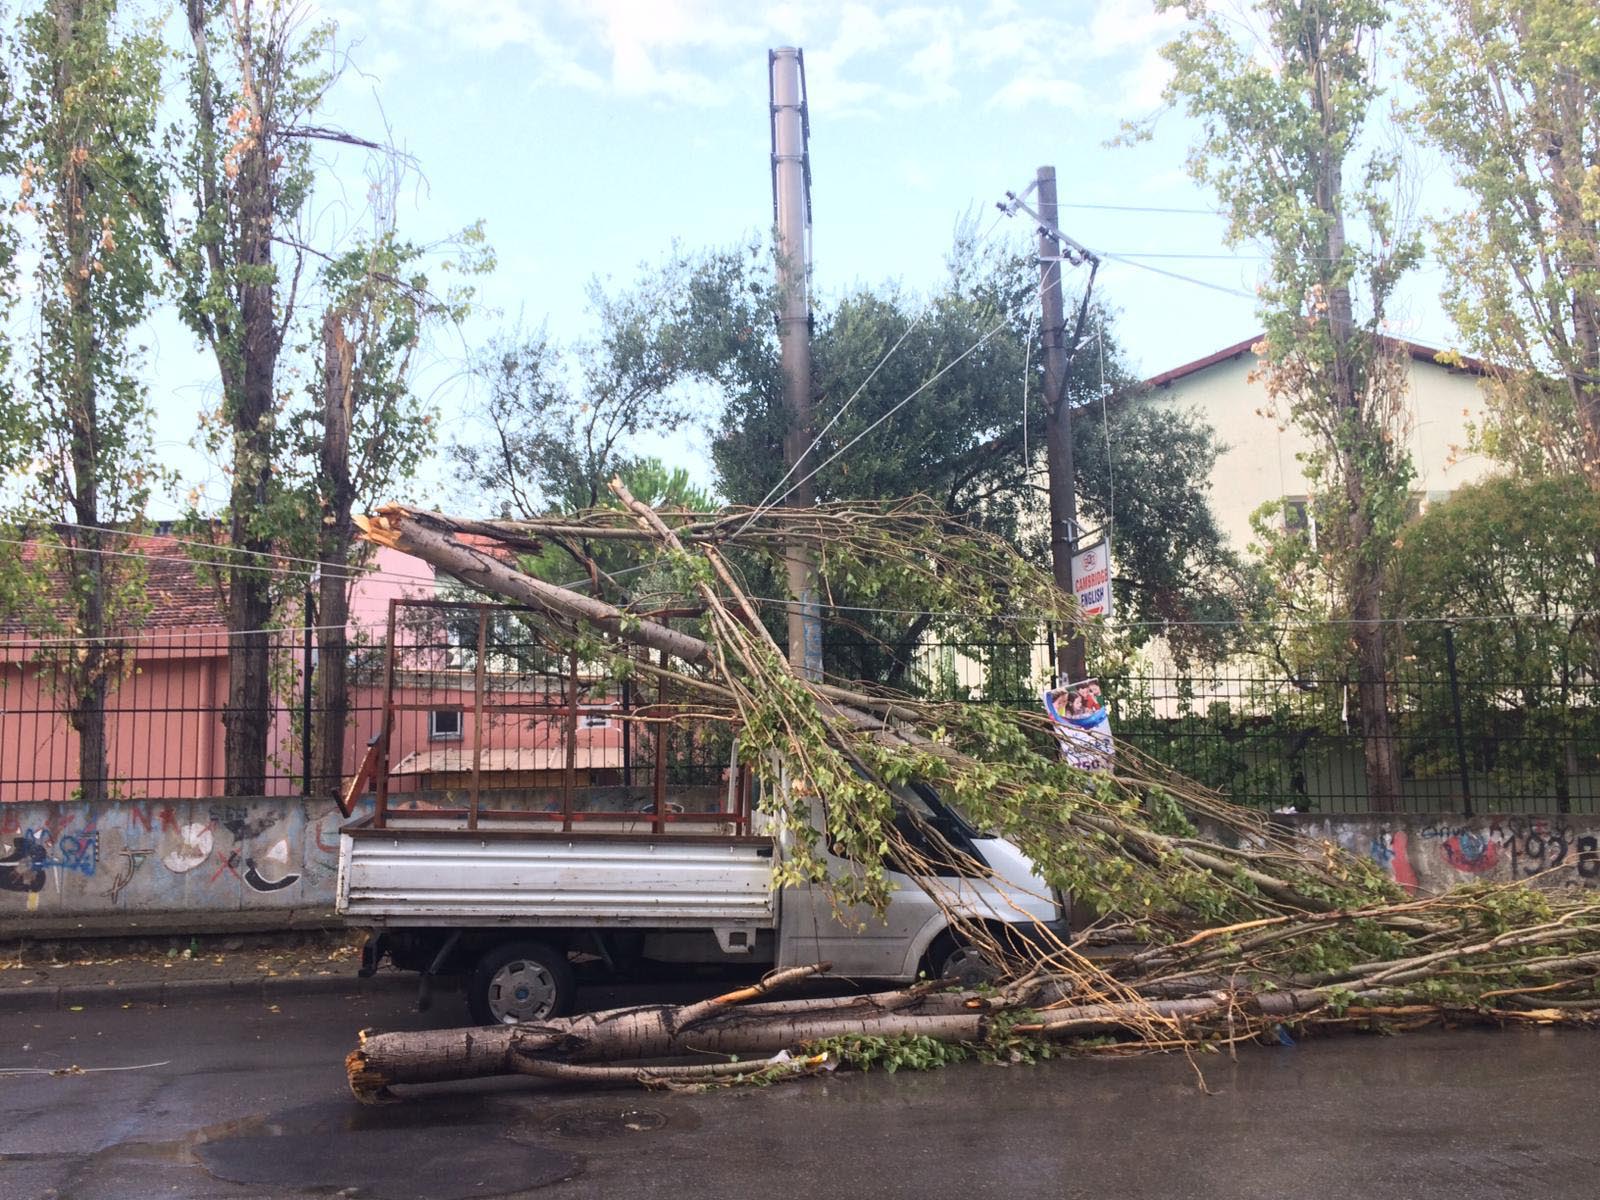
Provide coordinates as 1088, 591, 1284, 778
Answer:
900, 782, 991, 838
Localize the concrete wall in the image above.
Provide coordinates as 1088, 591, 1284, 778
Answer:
0, 796, 356, 931
7, 799, 1597, 938
1277, 812, 1600, 895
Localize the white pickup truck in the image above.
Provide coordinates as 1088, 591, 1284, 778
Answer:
338, 775, 1065, 1025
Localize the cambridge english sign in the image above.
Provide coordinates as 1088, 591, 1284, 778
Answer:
1071, 538, 1112, 619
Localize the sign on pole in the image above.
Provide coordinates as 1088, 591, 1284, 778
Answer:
1070, 538, 1112, 619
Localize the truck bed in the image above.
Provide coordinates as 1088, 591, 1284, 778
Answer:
336, 818, 777, 928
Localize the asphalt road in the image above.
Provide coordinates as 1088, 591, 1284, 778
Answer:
5, 981, 1600, 1200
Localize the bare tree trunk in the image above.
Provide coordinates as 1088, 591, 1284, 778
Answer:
1352, 578, 1400, 811
345, 980, 1344, 1102
358, 509, 714, 667
1545, 59, 1600, 489
312, 310, 356, 797
1312, 42, 1401, 812
215, 3, 284, 798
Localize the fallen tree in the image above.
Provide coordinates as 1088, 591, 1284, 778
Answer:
346, 486, 1600, 1100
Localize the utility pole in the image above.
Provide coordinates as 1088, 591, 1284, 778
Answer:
769, 46, 823, 680
1033, 165, 1087, 684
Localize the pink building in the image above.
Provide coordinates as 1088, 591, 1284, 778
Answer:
1, 537, 617, 804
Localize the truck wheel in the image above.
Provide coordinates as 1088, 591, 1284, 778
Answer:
924, 932, 1000, 987
468, 941, 576, 1025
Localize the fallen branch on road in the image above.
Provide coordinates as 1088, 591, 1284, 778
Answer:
345, 488, 1600, 1099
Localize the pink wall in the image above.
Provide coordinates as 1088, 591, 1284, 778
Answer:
347, 545, 437, 633
2, 643, 622, 803
2, 639, 229, 803
0, 548, 635, 803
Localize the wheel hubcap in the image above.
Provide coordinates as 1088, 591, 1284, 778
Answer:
942, 945, 998, 985
488, 959, 558, 1023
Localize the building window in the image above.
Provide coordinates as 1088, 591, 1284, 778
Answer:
429, 709, 463, 741
1282, 495, 1319, 550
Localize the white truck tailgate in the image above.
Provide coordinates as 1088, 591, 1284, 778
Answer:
338, 832, 776, 926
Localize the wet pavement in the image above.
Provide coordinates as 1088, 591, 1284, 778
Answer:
4, 981, 1599, 1199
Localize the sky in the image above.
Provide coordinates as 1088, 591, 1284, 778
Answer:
138, 0, 1465, 516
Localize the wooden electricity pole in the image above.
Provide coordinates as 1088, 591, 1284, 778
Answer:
770, 47, 823, 680
1034, 166, 1087, 685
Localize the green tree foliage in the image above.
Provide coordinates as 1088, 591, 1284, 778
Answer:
1393, 475, 1600, 806
1157, 0, 1423, 807
703, 236, 1244, 672
3, 0, 165, 799
1395, 475, 1600, 676
1402, 0, 1600, 484
455, 253, 735, 524
170, 0, 336, 794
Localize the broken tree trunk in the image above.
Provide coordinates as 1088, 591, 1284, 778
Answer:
355, 508, 712, 666
345, 972, 1270, 1102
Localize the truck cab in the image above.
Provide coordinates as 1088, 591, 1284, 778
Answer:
341, 775, 1063, 1025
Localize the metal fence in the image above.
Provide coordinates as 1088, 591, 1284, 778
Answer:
860, 630, 1600, 816
0, 625, 376, 803
0, 604, 741, 813
360, 600, 746, 833
5, 609, 1598, 816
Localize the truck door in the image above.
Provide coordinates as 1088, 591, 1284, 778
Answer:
775, 788, 981, 980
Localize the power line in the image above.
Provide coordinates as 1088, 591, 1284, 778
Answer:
1097, 251, 1258, 300
0, 527, 666, 612
1059, 202, 1217, 215
754, 245, 1094, 518
763, 301, 1043, 512
736, 310, 927, 535
742, 594, 1600, 629
1097, 330, 1116, 540
0, 530, 435, 590
732, 206, 1012, 540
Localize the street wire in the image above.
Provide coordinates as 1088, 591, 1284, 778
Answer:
729, 206, 1012, 539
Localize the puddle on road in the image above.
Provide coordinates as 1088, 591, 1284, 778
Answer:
95, 1097, 587, 1199
530, 1103, 675, 1139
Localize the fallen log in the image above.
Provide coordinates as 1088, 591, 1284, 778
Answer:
347, 985, 991, 1103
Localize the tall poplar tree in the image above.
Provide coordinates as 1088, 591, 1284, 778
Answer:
5, 0, 164, 800
1402, 0, 1600, 484
172, 0, 332, 795
1157, 0, 1422, 808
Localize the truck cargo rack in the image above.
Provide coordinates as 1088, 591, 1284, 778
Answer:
357, 598, 753, 840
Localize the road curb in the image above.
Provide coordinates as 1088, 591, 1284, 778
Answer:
1, 971, 414, 1013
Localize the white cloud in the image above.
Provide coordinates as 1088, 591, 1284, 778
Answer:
1115, 44, 1175, 113
1086, 0, 1185, 56
368, 1, 1183, 116
987, 74, 1088, 111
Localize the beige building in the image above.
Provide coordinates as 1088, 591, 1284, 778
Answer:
1142, 336, 1497, 551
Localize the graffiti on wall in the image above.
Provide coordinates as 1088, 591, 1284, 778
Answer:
0, 797, 351, 916
1329, 814, 1600, 894
0, 814, 100, 894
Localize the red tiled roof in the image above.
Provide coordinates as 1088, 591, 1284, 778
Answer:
1145, 334, 1490, 389
2, 533, 227, 635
